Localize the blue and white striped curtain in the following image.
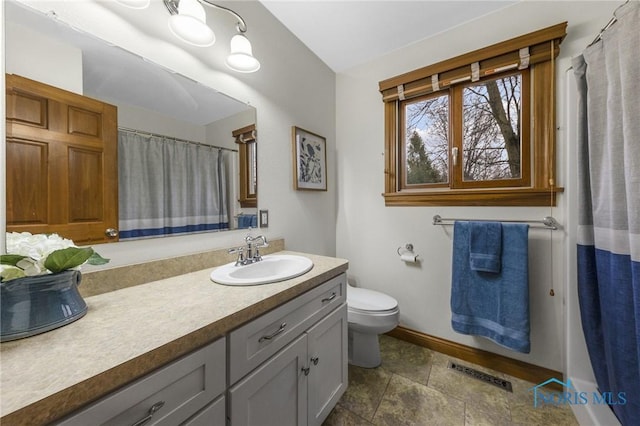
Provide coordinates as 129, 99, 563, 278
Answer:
573, 2, 639, 424
118, 131, 230, 239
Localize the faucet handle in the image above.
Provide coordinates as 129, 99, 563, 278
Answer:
228, 246, 246, 266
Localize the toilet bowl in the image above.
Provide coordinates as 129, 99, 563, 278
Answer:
347, 284, 400, 368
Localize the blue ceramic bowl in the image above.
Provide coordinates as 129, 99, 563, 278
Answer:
1, 270, 87, 342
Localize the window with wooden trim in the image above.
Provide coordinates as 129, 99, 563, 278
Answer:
233, 124, 257, 208
380, 23, 567, 206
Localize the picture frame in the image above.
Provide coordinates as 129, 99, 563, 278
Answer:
292, 126, 327, 191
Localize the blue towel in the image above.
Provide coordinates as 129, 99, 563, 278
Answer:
450, 221, 530, 353
469, 221, 502, 273
238, 215, 257, 228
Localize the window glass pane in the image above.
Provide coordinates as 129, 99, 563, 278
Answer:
462, 74, 522, 181
404, 94, 449, 185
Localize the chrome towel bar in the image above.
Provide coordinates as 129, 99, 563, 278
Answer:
432, 215, 560, 230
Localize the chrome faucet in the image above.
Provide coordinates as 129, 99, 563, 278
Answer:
229, 235, 269, 266
245, 235, 268, 262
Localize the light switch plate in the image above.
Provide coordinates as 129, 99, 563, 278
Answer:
259, 210, 269, 228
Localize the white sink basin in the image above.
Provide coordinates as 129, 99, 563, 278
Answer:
210, 254, 313, 286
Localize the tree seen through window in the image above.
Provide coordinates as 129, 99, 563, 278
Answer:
404, 94, 449, 185
402, 73, 522, 187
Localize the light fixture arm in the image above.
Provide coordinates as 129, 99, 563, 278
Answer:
163, 0, 179, 14
163, 0, 248, 33
200, 0, 247, 33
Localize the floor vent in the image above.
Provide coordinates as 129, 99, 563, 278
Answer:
447, 361, 513, 392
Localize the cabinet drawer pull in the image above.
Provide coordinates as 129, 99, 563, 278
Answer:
259, 322, 287, 343
311, 356, 319, 366
321, 292, 337, 303
301, 366, 310, 376
131, 401, 165, 426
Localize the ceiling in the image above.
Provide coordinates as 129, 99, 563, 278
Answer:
260, 1, 519, 72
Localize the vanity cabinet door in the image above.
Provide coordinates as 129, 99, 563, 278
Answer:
229, 334, 308, 426
307, 304, 348, 426
5, 73, 118, 244
182, 395, 226, 426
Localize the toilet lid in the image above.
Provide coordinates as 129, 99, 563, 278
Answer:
347, 286, 398, 312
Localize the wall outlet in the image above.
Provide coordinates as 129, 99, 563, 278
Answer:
259, 210, 269, 228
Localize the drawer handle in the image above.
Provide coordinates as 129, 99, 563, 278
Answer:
301, 366, 310, 376
259, 322, 287, 343
321, 292, 337, 303
311, 356, 319, 366
131, 401, 165, 426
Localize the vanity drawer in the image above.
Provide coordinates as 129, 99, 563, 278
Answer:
57, 338, 225, 426
228, 273, 346, 383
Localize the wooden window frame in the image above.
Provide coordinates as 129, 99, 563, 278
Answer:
233, 124, 257, 208
380, 23, 567, 207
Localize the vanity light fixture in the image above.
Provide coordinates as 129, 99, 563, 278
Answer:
161, 0, 261, 72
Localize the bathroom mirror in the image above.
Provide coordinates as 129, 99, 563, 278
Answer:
5, 1, 259, 240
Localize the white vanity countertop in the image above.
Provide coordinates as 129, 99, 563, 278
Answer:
0, 251, 348, 426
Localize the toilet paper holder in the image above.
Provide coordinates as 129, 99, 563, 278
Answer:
397, 243, 414, 256
397, 243, 419, 263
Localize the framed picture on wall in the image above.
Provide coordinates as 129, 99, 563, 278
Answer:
292, 126, 327, 191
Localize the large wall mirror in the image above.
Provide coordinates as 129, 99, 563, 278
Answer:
5, 0, 259, 244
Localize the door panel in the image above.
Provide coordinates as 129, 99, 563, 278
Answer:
6, 138, 48, 224
5, 73, 118, 244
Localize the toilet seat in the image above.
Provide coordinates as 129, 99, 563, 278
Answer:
347, 285, 398, 313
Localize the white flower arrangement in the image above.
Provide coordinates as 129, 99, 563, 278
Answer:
0, 232, 109, 282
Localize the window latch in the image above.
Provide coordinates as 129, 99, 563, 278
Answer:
451, 147, 459, 167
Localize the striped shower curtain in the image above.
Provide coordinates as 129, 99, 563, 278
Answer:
118, 131, 230, 239
573, 2, 639, 424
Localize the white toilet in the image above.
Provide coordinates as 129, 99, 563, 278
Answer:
347, 284, 400, 368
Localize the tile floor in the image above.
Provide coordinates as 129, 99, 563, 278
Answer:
323, 335, 579, 426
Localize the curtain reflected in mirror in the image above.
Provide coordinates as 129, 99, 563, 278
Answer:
118, 129, 233, 239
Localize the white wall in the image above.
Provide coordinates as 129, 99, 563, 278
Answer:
5, 20, 83, 93
206, 109, 256, 151
114, 104, 208, 144
335, 1, 616, 372
2, 0, 337, 268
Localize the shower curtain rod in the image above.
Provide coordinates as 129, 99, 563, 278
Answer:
118, 126, 238, 153
588, 0, 629, 47
432, 215, 560, 230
